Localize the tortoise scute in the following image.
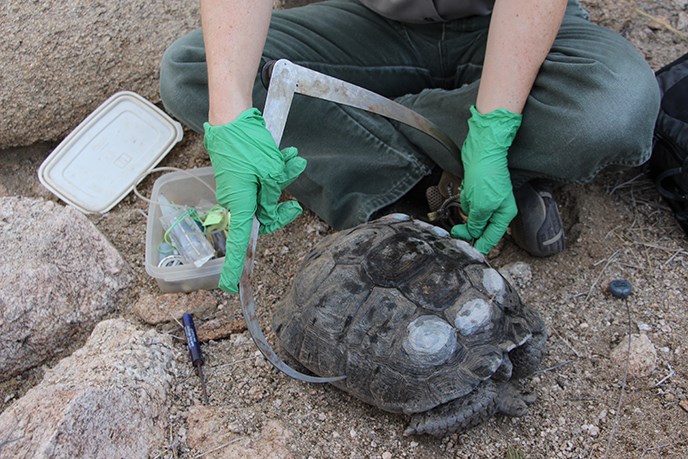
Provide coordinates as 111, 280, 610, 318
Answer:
453, 298, 494, 336
374, 213, 412, 223
460, 345, 504, 379
492, 355, 514, 381
367, 361, 478, 414
481, 268, 506, 302
364, 233, 435, 287
329, 226, 389, 264
400, 264, 469, 312
344, 287, 418, 350
293, 253, 336, 306
450, 238, 485, 262
299, 264, 372, 336
411, 219, 451, 238
403, 316, 457, 366
299, 327, 347, 375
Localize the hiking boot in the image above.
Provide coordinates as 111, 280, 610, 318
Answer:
510, 181, 566, 257
425, 171, 463, 230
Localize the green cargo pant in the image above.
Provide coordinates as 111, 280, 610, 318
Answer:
160, 0, 660, 230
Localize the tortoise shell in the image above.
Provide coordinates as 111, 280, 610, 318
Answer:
272, 214, 545, 416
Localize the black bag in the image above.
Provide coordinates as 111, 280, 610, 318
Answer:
648, 52, 688, 235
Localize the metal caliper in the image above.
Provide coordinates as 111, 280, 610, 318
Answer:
239, 59, 460, 383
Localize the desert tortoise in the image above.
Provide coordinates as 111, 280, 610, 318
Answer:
272, 214, 547, 436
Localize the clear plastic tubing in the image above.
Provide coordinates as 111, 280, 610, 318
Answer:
158, 196, 215, 268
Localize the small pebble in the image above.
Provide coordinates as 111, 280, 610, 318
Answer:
637, 322, 652, 332
581, 424, 600, 437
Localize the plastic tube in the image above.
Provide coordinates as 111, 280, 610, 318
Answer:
158, 196, 215, 268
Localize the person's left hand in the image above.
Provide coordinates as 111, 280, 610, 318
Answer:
451, 106, 522, 254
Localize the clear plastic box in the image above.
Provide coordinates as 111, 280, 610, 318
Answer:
145, 167, 223, 292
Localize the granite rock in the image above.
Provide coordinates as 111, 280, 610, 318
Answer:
1, 0, 318, 149
0, 197, 132, 380
0, 319, 176, 459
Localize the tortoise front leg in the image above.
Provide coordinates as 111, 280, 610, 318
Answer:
403, 380, 537, 436
403, 380, 499, 437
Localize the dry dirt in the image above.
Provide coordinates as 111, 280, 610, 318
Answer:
2, 1, 688, 458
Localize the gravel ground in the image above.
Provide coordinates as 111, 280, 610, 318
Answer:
1, 1, 687, 458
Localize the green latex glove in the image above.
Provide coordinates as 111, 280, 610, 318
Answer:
204, 108, 307, 292
451, 105, 522, 254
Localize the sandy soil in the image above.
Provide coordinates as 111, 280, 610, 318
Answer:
2, 1, 687, 458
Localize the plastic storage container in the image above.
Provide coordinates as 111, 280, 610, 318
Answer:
145, 167, 224, 292
38, 91, 183, 214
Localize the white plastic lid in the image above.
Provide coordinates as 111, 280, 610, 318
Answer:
38, 91, 183, 213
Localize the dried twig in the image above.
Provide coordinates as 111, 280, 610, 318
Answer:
535, 360, 575, 374
640, 443, 672, 458
551, 328, 581, 358
193, 438, 242, 459
0, 436, 22, 455
654, 365, 675, 387
619, 262, 644, 271
635, 8, 688, 40
170, 313, 184, 329
0, 415, 24, 452
168, 421, 178, 459
608, 172, 646, 195
586, 250, 620, 302
626, 187, 656, 270
602, 299, 632, 459
564, 292, 587, 301
663, 249, 688, 267
604, 225, 626, 243
634, 242, 684, 253
209, 356, 254, 371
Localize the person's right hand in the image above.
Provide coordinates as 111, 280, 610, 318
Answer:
203, 108, 307, 293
